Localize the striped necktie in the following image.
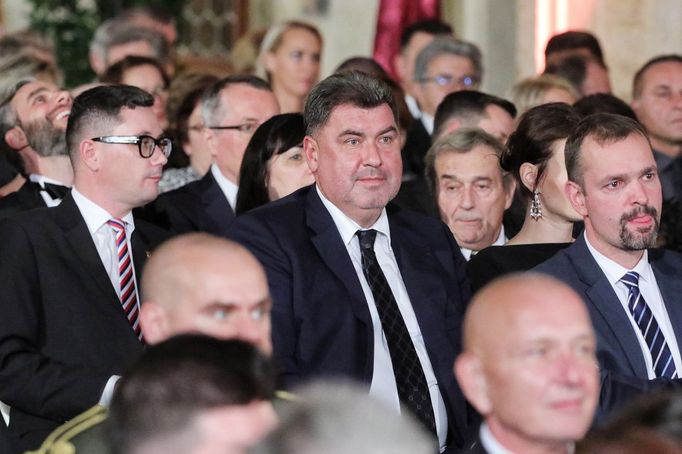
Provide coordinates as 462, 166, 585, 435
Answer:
620, 271, 677, 378
107, 219, 142, 340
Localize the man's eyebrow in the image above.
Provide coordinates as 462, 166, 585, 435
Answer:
26, 87, 48, 101
339, 129, 365, 137
377, 126, 398, 136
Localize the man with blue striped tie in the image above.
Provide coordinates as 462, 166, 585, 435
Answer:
535, 113, 682, 421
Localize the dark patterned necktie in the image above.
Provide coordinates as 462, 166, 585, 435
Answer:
356, 229, 436, 434
621, 271, 677, 378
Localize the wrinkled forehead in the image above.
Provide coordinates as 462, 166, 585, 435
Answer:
11, 81, 59, 111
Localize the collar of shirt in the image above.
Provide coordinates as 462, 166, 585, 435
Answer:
461, 226, 507, 261
404, 94, 422, 119
584, 231, 652, 287
211, 163, 238, 210
479, 422, 574, 454
420, 113, 435, 135
315, 185, 391, 247
28, 173, 69, 188
71, 187, 135, 235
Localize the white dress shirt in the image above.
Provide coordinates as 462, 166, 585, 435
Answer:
461, 226, 506, 261
421, 113, 435, 135
72, 187, 142, 405
29, 173, 69, 207
211, 163, 238, 211
405, 94, 422, 119
585, 233, 682, 378
317, 186, 448, 450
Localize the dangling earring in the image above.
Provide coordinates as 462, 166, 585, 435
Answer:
530, 189, 542, 221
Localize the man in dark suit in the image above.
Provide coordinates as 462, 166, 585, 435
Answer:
145, 75, 279, 235
229, 71, 473, 451
455, 273, 599, 454
0, 85, 169, 452
535, 113, 682, 418
0, 79, 74, 219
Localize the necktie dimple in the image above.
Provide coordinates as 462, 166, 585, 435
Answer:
356, 229, 437, 435
107, 219, 142, 340
620, 271, 677, 379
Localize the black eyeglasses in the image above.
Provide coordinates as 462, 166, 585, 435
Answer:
207, 122, 259, 134
91, 135, 172, 159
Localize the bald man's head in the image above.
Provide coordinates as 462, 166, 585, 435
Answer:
140, 233, 272, 353
455, 273, 598, 453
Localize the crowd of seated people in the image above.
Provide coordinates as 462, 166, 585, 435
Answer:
0, 7, 681, 454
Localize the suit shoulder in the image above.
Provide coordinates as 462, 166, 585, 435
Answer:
155, 178, 203, 205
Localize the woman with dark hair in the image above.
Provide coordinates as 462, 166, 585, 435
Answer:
467, 103, 582, 291
236, 113, 314, 214
100, 55, 170, 129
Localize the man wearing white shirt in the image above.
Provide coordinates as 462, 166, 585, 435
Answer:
230, 72, 473, 452
0, 85, 169, 453
455, 273, 599, 454
424, 129, 514, 261
536, 113, 682, 420
148, 75, 279, 236
0, 79, 73, 219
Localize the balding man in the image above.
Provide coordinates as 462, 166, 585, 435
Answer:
31, 233, 274, 453
455, 273, 599, 454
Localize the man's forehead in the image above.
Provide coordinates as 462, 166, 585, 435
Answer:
12, 81, 58, 106
437, 146, 501, 174
581, 133, 653, 167
325, 103, 396, 131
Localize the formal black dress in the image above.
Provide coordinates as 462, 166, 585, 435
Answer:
467, 243, 572, 293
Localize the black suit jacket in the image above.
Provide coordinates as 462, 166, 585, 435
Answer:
141, 170, 234, 236
0, 181, 46, 220
402, 118, 432, 177
0, 194, 167, 452
229, 185, 474, 448
534, 235, 682, 419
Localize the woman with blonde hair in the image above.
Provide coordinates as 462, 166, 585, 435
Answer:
257, 21, 322, 113
508, 74, 578, 117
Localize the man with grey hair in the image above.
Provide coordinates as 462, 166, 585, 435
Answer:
536, 113, 682, 417
425, 128, 515, 260
253, 381, 436, 454
0, 79, 73, 219
89, 18, 170, 76
229, 71, 472, 452
147, 75, 279, 236
403, 37, 483, 177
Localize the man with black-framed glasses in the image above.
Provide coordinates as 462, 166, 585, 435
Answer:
0, 84, 170, 453
146, 74, 279, 236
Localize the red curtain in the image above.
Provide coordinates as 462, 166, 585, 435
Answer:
372, 0, 441, 80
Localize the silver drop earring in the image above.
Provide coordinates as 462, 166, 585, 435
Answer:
530, 189, 542, 220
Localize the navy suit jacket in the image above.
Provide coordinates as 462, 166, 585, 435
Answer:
0, 195, 168, 452
229, 185, 474, 448
534, 235, 682, 417
141, 170, 234, 236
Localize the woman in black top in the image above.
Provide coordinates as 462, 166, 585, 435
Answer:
468, 103, 581, 291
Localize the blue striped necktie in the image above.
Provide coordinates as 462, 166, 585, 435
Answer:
620, 271, 677, 379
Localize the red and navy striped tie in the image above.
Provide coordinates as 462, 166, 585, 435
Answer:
107, 219, 142, 340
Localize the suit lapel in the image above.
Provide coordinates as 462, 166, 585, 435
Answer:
56, 195, 121, 306
201, 172, 234, 235
305, 188, 370, 325
651, 251, 682, 350
570, 237, 648, 376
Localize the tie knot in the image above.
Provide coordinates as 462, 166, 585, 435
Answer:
107, 218, 126, 232
356, 229, 377, 250
621, 271, 640, 288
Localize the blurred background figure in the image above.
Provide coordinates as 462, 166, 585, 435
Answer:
508, 74, 577, 118
257, 21, 322, 113
252, 381, 436, 454
108, 335, 277, 454
99, 55, 169, 130
573, 93, 638, 119
544, 55, 612, 98
236, 113, 313, 214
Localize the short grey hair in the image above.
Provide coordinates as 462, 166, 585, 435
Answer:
425, 127, 511, 196
0, 78, 34, 138
90, 19, 169, 68
413, 37, 483, 83
200, 74, 271, 126
252, 380, 436, 454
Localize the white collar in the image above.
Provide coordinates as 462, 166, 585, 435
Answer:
315, 185, 391, 247
71, 187, 135, 235
584, 232, 652, 287
421, 113, 435, 135
29, 174, 69, 188
460, 226, 506, 260
211, 163, 238, 210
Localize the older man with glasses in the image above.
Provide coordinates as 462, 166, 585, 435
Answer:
145, 75, 280, 236
0, 84, 170, 453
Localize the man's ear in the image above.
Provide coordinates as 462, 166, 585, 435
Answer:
303, 135, 319, 173
204, 128, 219, 158
503, 178, 516, 210
565, 180, 588, 217
4, 127, 28, 151
138, 302, 170, 344
454, 354, 492, 415
80, 139, 100, 172
519, 162, 538, 192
